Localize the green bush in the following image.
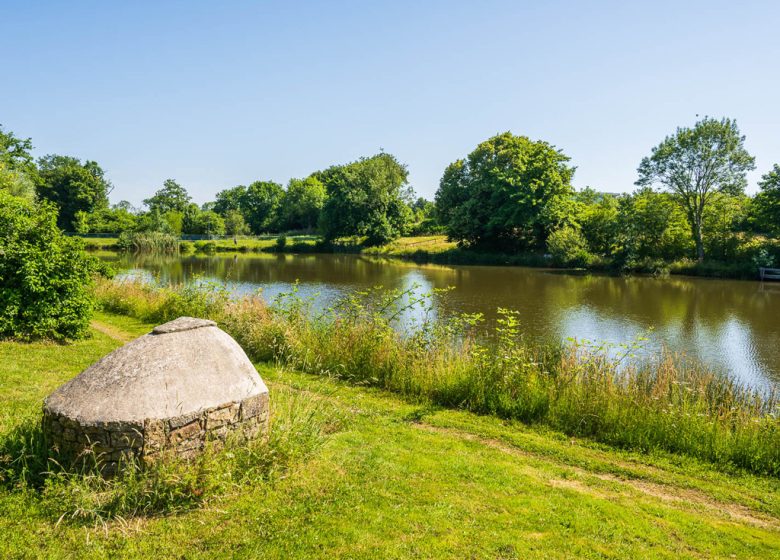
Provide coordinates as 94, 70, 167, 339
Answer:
546, 225, 592, 267
0, 193, 96, 340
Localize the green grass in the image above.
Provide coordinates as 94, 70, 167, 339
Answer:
1, 313, 780, 558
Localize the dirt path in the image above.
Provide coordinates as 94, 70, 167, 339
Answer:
414, 422, 779, 530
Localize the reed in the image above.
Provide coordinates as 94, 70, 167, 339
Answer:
116, 231, 180, 254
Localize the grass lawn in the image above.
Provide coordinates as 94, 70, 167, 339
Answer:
2, 313, 779, 558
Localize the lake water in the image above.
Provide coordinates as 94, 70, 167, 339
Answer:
108, 253, 780, 390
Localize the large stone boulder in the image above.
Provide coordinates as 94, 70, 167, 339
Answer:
43, 317, 269, 474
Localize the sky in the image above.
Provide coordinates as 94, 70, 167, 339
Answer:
2, 0, 779, 207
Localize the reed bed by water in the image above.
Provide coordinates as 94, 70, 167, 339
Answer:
116, 231, 180, 254
95, 277, 780, 476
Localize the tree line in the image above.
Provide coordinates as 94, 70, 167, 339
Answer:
1, 117, 779, 267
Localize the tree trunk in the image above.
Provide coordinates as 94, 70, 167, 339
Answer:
693, 218, 705, 263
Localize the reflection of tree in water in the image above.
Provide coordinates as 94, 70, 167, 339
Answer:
113, 254, 780, 387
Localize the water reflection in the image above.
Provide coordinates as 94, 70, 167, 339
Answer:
108, 253, 780, 389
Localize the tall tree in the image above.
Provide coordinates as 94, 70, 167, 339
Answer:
318, 153, 413, 245
36, 155, 112, 230
752, 164, 780, 236
636, 117, 755, 261
277, 176, 326, 231
243, 181, 284, 233
143, 179, 191, 214
434, 132, 575, 250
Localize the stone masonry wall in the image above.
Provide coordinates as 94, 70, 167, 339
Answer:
43, 392, 269, 475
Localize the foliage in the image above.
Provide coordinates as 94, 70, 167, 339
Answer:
0, 192, 95, 340
573, 188, 619, 255
143, 179, 192, 214
191, 210, 226, 236
752, 164, 780, 236
546, 225, 592, 267
277, 176, 326, 231
636, 117, 755, 261
36, 155, 112, 231
223, 209, 250, 235
318, 153, 413, 246
614, 188, 692, 267
435, 132, 576, 251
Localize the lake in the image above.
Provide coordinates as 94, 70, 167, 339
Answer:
108, 253, 780, 390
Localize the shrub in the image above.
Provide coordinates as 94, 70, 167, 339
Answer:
546, 225, 592, 267
194, 240, 216, 254
0, 193, 96, 340
275, 234, 287, 251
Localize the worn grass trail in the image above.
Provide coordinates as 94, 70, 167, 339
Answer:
1, 313, 779, 559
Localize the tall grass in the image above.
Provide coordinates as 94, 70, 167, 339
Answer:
0, 384, 343, 523
117, 231, 180, 254
95, 277, 780, 477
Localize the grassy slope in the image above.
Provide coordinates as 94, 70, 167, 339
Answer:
2, 313, 780, 559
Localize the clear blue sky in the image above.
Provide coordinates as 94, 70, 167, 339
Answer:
2, 0, 778, 206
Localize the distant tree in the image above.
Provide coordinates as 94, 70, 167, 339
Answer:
193, 210, 226, 236
113, 200, 139, 214
143, 179, 191, 214
319, 153, 413, 245
277, 176, 326, 231
83, 206, 138, 233
752, 164, 780, 236
434, 132, 575, 250
702, 193, 751, 260
213, 185, 247, 215
36, 155, 112, 230
574, 189, 620, 256
636, 117, 755, 261
223, 209, 250, 236
616, 188, 692, 263
243, 181, 284, 233
0, 125, 37, 201
182, 203, 202, 234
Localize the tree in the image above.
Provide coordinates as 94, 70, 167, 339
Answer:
277, 176, 326, 231
193, 211, 226, 236
574, 188, 620, 256
0, 125, 37, 200
0, 192, 96, 340
36, 155, 112, 230
636, 117, 755, 261
143, 179, 191, 214
223, 209, 250, 235
615, 188, 692, 263
318, 153, 413, 245
752, 164, 780, 236
434, 132, 575, 250
243, 181, 284, 233
213, 185, 247, 215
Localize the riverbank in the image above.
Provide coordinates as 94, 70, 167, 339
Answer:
81, 234, 769, 280
2, 312, 780, 558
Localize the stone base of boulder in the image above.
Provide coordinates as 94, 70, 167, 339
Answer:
43, 393, 269, 476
